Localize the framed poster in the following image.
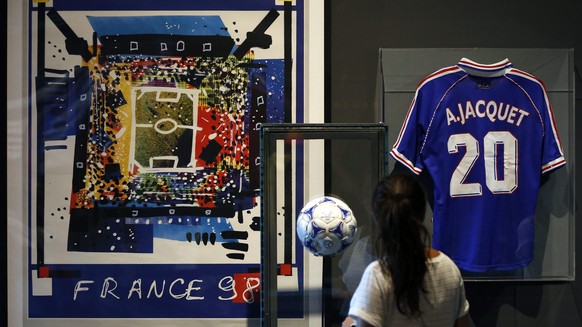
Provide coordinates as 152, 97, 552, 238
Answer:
7, 0, 325, 326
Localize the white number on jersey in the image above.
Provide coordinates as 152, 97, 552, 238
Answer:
448, 131, 518, 197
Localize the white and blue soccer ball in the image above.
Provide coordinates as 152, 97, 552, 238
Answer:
296, 196, 357, 256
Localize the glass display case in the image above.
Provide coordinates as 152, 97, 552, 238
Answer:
377, 48, 575, 281
260, 123, 388, 326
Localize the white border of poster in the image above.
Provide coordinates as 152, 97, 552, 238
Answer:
7, 0, 325, 326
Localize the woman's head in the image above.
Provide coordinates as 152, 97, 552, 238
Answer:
372, 172, 430, 316
372, 173, 427, 226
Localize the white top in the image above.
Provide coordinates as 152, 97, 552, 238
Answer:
349, 252, 469, 327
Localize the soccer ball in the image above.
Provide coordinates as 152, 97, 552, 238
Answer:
296, 196, 357, 256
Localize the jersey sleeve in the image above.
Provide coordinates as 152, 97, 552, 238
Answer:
390, 67, 461, 175
509, 69, 566, 174
539, 87, 566, 174
390, 91, 426, 175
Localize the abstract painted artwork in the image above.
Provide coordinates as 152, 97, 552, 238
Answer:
27, 0, 306, 320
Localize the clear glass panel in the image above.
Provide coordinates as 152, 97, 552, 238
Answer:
260, 123, 388, 326
378, 48, 575, 281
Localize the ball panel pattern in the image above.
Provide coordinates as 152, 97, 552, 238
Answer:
296, 196, 357, 256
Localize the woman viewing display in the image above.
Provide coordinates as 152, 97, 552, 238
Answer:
348, 173, 470, 327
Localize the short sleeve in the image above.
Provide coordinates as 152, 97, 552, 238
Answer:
390, 94, 425, 175
539, 88, 566, 174
457, 276, 470, 318
348, 262, 388, 327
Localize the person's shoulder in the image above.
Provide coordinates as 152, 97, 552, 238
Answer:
366, 259, 381, 270
429, 251, 460, 268
361, 260, 384, 277
431, 252, 465, 277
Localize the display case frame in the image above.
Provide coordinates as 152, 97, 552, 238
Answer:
377, 48, 576, 281
260, 123, 389, 326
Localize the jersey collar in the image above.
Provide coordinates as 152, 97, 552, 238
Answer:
457, 57, 513, 77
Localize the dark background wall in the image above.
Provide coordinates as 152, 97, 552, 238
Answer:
327, 0, 582, 326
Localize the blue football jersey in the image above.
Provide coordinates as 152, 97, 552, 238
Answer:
391, 58, 566, 272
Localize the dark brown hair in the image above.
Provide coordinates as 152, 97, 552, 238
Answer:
372, 172, 430, 317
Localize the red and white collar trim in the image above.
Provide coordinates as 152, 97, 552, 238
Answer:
457, 57, 513, 77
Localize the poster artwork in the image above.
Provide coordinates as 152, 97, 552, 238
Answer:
29, 0, 304, 319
